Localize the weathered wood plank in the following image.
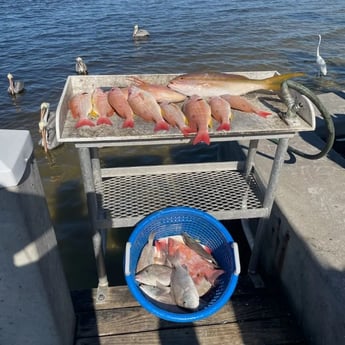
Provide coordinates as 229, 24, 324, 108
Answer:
75, 293, 292, 338
71, 275, 267, 312
71, 285, 138, 311
75, 317, 306, 345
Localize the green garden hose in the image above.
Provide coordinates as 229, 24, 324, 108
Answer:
278, 79, 335, 160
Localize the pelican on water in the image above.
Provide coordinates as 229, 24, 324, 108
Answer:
133, 24, 150, 38
7, 73, 24, 95
75, 56, 88, 75
316, 34, 327, 77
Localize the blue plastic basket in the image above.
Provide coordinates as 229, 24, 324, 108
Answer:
124, 206, 241, 323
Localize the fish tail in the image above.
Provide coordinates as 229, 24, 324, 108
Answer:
216, 122, 231, 131
264, 72, 305, 91
255, 110, 271, 118
154, 120, 170, 132
193, 131, 210, 145
180, 126, 194, 137
122, 118, 135, 128
75, 118, 96, 128
96, 117, 113, 126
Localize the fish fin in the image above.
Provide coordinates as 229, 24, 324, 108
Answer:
205, 269, 225, 285
216, 123, 231, 131
96, 117, 113, 126
255, 110, 271, 118
264, 72, 305, 91
75, 118, 96, 128
154, 120, 170, 132
193, 131, 210, 145
122, 118, 135, 128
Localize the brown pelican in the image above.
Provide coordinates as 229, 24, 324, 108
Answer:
38, 102, 50, 153
316, 34, 327, 76
7, 73, 24, 95
38, 102, 61, 152
75, 56, 88, 75
133, 24, 150, 38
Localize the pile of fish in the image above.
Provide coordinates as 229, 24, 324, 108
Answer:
68, 71, 304, 145
134, 231, 225, 311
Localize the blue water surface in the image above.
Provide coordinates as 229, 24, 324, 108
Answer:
0, 0, 344, 287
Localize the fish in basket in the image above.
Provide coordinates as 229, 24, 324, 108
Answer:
124, 206, 241, 323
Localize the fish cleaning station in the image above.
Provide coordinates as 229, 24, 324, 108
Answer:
1, 70, 344, 345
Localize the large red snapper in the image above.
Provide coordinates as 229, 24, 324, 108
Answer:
168, 71, 305, 97
208, 96, 232, 131
68, 92, 96, 128
92, 88, 114, 126
107, 87, 135, 128
183, 95, 212, 145
167, 237, 224, 287
127, 85, 170, 132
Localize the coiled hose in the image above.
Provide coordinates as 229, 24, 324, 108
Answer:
278, 79, 335, 160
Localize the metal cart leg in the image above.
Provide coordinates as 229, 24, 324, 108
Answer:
90, 148, 108, 256
248, 137, 290, 274
244, 139, 259, 178
78, 147, 109, 301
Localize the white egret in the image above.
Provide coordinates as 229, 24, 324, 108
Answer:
7, 73, 24, 95
75, 56, 88, 75
133, 24, 150, 38
316, 34, 327, 77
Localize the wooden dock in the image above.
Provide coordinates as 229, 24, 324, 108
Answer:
71, 275, 307, 345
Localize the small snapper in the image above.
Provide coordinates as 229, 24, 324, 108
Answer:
136, 231, 156, 273
107, 87, 134, 128
139, 282, 175, 305
127, 85, 170, 132
68, 92, 96, 128
183, 95, 212, 145
208, 96, 232, 131
220, 94, 271, 118
160, 102, 193, 137
135, 264, 172, 286
169, 256, 200, 310
128, 76, 186, 103
92, 88, 114, 126
168, 72, 305, 97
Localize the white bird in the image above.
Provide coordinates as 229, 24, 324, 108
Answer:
132, 24, 150, 38
39, 102, 50, 153
7, 73, 25, 95
316, 34, 327, 77
75, 56, 88, 75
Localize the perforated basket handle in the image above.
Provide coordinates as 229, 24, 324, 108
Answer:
124, 242, 132, 276
232, 242, 241, 275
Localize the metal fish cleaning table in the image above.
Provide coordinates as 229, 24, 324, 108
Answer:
56, 71, 316, 298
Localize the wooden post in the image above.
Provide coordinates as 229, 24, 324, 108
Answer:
0, 130, 75, 345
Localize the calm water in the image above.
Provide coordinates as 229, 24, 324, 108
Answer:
1, 0, 344, 288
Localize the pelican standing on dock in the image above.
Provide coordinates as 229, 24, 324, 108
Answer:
132, 24, 150, 38
75, 56, 88, 75
316, 34, 327, 77
7, 73, 24, 95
